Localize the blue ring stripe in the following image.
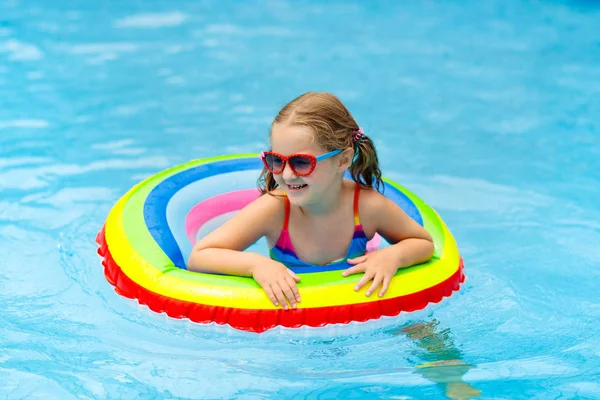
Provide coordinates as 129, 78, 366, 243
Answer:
144, 158, 260, 269
144, 157, 423, 269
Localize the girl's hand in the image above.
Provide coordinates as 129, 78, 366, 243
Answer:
342, 247, 400, 297
251, 260, 301, 310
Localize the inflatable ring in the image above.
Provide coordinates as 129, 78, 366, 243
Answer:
96, 154, 465, 333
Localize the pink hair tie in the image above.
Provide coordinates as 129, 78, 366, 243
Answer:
352, 127, 364, 144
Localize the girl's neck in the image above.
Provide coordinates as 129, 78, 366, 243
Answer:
299, 178, 346, 216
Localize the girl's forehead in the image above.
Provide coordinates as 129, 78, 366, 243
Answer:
271, 124, 320, 153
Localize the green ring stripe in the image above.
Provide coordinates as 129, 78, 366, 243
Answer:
382, 177, 445, 258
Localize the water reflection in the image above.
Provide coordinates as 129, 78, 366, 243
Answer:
397, 320, 482, 400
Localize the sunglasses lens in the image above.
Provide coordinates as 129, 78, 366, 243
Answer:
289, 156, 313, 175
264, 153, 284, 173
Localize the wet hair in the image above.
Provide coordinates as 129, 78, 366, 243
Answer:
258, 92, 383, 194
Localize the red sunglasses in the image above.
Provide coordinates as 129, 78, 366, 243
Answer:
260, 149, 342, 177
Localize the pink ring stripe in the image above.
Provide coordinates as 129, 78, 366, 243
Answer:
185, 188, 261, 244
366, 233, 382, 252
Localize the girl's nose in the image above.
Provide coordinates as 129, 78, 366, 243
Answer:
282, 161, 297, 180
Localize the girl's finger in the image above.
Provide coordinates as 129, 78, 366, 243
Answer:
347, 255, 367, 264
354, 271, 374, 291
378, 276, 391, 298
264, 285, 278, 306
281, 281, 297, 309
286, 268, 301, 282
271, 285, 289, 310
366, 275, 383, 297
285, 276, 302, 302
342, 263, 365, 277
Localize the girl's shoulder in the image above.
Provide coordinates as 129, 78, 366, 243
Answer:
253, 188, 287, 239
356, 184, 387, 210
355, 184, 390, 235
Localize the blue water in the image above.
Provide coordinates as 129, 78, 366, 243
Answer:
1, 0, 599, 398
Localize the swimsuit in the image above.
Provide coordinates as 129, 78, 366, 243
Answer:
269, 184, 368, 273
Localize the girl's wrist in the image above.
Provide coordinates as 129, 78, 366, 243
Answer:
388, 238, 433, 268
247, 252, 273, 277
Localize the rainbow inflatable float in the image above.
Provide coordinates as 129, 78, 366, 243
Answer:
96, 154, 464, 333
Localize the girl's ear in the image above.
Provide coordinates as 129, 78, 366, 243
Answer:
337, 147, 355, 171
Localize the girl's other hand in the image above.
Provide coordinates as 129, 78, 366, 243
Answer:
251, 261, 301, 310
342, 247, 400, 297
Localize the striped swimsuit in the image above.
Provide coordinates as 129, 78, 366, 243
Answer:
269, 184, 368, 273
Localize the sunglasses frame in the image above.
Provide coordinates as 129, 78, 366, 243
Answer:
260, 149, 343, 177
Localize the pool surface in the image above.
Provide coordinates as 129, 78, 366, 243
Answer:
1, 0, 599, 398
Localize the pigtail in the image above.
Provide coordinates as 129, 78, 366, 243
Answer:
349, 134, 383, 193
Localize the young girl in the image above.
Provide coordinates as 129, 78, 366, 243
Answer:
187, 92, 434, 310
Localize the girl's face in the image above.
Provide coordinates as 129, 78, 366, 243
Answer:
270, 123, 341, 206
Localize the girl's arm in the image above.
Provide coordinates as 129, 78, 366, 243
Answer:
187, 192, 301, 309
187, 193, 282, 276
343, 190, 435, 297
370, 193, 435, 268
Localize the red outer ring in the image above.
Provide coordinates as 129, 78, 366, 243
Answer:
97, 225, 465, 333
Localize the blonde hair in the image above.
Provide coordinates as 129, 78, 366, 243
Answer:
258, 92, 382, 194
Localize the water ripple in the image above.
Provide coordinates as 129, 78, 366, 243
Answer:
114, 11, 188, 29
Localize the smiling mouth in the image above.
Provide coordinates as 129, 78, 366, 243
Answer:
287, 183, 308, 190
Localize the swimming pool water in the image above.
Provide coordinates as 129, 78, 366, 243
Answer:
1, 0, 599, 398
